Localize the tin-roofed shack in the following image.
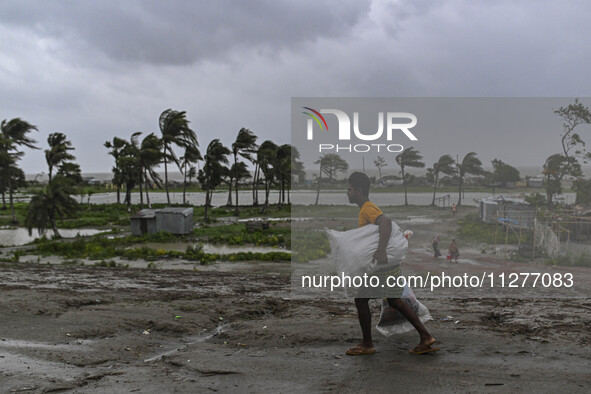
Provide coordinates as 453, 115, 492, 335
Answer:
130, 207, 194, 235
480, 196, 536, 229
156, 207, 194, 234
131, 209, 158, 235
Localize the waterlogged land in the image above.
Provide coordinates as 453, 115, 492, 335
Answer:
0, 204, 590, 392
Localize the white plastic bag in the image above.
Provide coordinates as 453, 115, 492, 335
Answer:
376, 285, 432, 336
325, 221, 407, 278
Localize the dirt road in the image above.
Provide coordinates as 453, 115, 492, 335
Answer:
1, 209, 590, 393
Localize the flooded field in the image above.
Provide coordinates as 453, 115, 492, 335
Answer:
0, 228, 106, 247
14, 189, 577, 207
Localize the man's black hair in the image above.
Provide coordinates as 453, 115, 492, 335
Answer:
348, 172, 370, 197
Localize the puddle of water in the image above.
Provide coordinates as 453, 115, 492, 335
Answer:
404, 216, 439, 224
0, 338, 93, 352
144, 324, 226, 363
202, 244, 291, 254
0, 228, 107, 247
0, 351, 84, 380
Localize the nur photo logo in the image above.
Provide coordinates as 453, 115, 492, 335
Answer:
302, 107, 418, 153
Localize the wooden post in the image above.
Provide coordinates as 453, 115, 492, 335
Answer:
532, 214, 536, 260
505, 224, 509, 258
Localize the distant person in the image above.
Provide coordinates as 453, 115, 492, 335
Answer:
451, 203, 457, 216
432, 235, 441, 260
345, 172, 438, 356
448, 237, 459, 263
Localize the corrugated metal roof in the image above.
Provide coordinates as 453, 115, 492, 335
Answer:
131, 209, 158, 219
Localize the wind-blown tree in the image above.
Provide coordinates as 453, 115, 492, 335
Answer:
25, 178, 79, 239
138, 133, 163, 208
275, 144, 292, 205
180, 145, 200, 206
229, 161, 251, 207
543, 153, 568, 209
430, 154, 455, 205
489, 159, 521, 193
159, 109, 198, 205
395, 147, 425, 206
457, 152, 485, 206
291, 146, 305, 186
0, 159, 26, 220
286, 146, 304, 203
257, 140, 278, 212
198, 139, 230, 220
374, 156, 387, 181
26, 133, 79, 238
104, 137, 127, 204
554, 99, 591, 172
186, 165, 197, 190
46, 133, 75, 183
117, 133, 142, 208
0, 118, 38, 223
228, 128, 258, 213
314, 153, 349, 205
0, 135, 21, 211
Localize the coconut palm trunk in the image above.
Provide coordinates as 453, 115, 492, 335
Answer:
9, 180, 16, 224
144, 169, 151, 208
164, 146, 171, 205
139, 178, 144, 208
431, 172, 439, 206
401, 165, 408, 206
314, 162, 322, 205
183, 161, 188, 205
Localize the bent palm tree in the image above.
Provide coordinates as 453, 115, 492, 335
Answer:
45, 133, 75, 183
105, 137, 127, 204
395, 147, 425, 206
1, 118, 38, 223
181, 145, 201, 205
257, 140, 278, 212
159, 109, 198, 205
229, 128, 258, 213
198, 139, 230, 220
457, 152, 485, 206
25, 178, 79, 239
430, 154, 455, 205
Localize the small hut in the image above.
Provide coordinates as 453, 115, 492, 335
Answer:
480, 196, 536, 229
155, 207, 194, 235
131, 209, 158, 235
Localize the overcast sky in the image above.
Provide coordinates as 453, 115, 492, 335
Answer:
2, 0, 591, 177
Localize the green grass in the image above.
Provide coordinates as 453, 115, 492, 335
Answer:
457, 213, 523, 245
27, 220, 292, 263
543, 253, 591, 267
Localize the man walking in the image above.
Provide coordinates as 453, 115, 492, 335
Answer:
345, 172, 438, 356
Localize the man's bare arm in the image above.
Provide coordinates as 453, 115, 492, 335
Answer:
374, 214, 392, 264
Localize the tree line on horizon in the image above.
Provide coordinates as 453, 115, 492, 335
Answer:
104, 109, 303, 219
0, 109, 306, 235
1, 99, 590, 235
311, 99, 591, 208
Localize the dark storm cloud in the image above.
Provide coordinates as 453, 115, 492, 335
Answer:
0, 0, 371, 65
2, 0, 591, 174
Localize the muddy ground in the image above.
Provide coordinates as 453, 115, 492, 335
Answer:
1, 208, 590, 393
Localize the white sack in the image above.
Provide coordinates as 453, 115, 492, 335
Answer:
376, 285, 432, 336
326, 221, 407, 278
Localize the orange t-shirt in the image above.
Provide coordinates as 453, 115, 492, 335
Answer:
358, 201, 383, 228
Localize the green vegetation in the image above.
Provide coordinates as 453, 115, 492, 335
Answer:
457, 213, 522, 245
30, 233, 290, 264
197, 225, 290, 248
543, 253, 591, 267
292, 230, 330, 263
